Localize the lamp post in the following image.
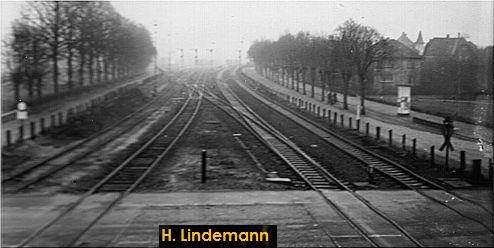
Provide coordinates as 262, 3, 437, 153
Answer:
153, 23, 158, 74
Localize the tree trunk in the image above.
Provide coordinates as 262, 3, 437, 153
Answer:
78, 51, 85, 87
36, 75, 42, 98
302, 68, 307, 95
28, 77, 34, 100
103, 57, 109, 82
281, 68, 285, 86
111, 59, 116, 79
343, 76, 349, 110
13, 70, 22, 103
359, 76, 366, 115
320, 70, 325, 102
310, 67, 315, 98
296, 68, 300, 92
31, 40, 41, 99
96, 56, 102, 83
325, 71, 331, 103
88, 50, 94, 85
290, 68, 295, 90
53, 2, 60, 95
67, 47, 73, 90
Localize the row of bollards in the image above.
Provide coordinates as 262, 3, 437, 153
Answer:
2, 82, 141, 147
250, 72, 493, 184
288, 95, 493, 183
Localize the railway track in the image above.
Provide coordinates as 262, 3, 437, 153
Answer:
17, 75, 204, 247
1, 73, 193, 193
233, 67, 493, 233
188, 69, 421, 247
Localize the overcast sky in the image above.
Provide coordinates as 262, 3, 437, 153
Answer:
2, 1, 493, 64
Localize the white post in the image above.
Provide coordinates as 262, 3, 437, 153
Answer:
356, 105, 361, 120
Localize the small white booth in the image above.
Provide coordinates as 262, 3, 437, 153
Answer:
396, 84, 412, 115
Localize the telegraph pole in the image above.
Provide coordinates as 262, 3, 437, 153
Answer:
237, 49, 242, 66
191, 49, 198, 65
177, 48, 184, 66
206, 49, 214, 67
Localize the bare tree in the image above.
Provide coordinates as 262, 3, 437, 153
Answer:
336, 19, 388, 114
24, 1, 66, 95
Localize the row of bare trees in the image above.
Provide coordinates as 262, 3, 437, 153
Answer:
248, 19, 390, 114
3, 1, 156, 105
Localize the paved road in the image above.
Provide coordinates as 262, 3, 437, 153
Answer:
2, 190, 491, 247
242, 67, 493, 173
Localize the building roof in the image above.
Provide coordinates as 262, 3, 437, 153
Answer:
416, 31, 424, 44
387, 39, 422, 59
397, 32, 415, 49
423, 36, 477, 57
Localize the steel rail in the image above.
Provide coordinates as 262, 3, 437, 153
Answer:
5, 85, 186, 193
2, 74, 181, 184
68, 90, 203, 246
223, 79, 424, 247
199, 68, 423, 247
237, 68, 494, 233
18, 73, 204, 248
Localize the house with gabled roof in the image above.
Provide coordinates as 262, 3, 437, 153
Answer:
397, 31, 425, 55
419, 33, 479, 95
370, 37, 423, 94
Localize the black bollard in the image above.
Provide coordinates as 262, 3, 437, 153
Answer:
356, 119, 360, 132
368, 165, 375, 184
51, 114, 56, 127
333, 112, 337, 126
349, 117, 352, 129
489, 159, 493, 180
365, 122, 369, 136
445, 146, 450, 171
402, 134, 406, 150
340, 114, 344, 127
376, 126, 380, 140
58, 112, 63, 126
30, 122, 36, 139
18, 125, 24, 143
460, 151, 466, 172
6, 130, 11, 146
471, 159, 482, 183
388, 130, 393, 146
412, 138, 417, 157
201, 150, 207, 183
430, 146, 435, 166
40, 118, 45, 134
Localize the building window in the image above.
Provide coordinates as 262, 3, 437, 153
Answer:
380, 72, 393, 83
383, 60, 393, 68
